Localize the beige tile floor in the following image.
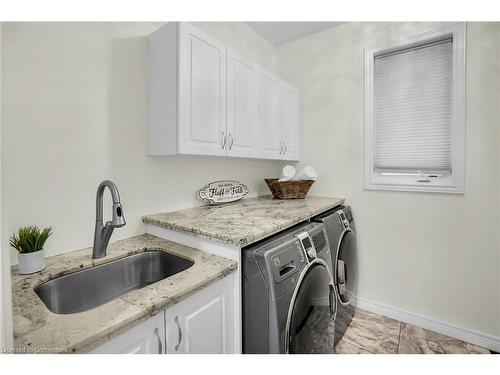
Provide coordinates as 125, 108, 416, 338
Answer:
335, 308, 491, 354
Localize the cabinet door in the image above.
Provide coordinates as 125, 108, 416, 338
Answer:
90, 313, 165, 354
281, 83, 300, 161
166, 276, 234, 354
178, 23, 227, 156
257, 70, 283, 159
226, 49, 258, 158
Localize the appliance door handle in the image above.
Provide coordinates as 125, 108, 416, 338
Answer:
154, 327, 163, 354
337, 260, 347, 295
174, 316, 182, 351
329, 284, 336, 319
338, 260, 346, 285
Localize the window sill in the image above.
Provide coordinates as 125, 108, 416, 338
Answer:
364, 179, 464, 194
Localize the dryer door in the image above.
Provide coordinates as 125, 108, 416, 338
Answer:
287, 262, 334, 354
335, 228, 358, 305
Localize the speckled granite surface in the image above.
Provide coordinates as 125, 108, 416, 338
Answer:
143, 195, 345, 247
11, 234, 237, 353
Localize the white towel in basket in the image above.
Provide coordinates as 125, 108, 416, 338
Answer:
278, 165, 296, 182
294, 166, 317, 181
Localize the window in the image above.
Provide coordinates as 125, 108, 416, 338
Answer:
364, 24, 466, 193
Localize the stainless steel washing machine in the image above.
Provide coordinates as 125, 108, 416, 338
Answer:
242, 222, 335, 354
314, 206, 358, 346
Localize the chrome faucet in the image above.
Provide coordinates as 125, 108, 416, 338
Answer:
92, 180, 126, 259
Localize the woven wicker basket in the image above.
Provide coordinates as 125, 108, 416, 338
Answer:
265, 178, 315, 199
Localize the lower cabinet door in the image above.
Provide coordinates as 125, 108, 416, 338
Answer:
90, 313, 165, 354
165, 276, 234, 354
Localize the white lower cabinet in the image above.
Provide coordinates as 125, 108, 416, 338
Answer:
90, 276, 234, 354
165, 276, 234, 354
90, 313, 165, 354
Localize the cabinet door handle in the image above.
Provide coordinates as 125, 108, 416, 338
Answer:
221, 132, 227, 150
284, 142, 288, 155
279, 142, 284, 155
174, 316, 182, 351
228, 133, 234, 150
154, 327, 163, 354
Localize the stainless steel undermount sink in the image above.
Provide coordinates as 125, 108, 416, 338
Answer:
34, 251, 194, 314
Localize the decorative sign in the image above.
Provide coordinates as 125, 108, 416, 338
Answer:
198, 180, 249, 205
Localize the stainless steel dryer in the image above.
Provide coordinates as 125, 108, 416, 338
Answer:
314, 206, 358, 346
242, 222, 335, 354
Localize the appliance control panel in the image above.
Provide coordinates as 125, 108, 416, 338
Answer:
269, 241, 305, 284
251, 222, 329, 299
296, 231, 317, 261
338, 210, 350, 229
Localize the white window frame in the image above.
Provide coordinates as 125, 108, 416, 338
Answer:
364, 23, 466, 193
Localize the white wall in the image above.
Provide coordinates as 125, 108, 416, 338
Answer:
0, 21, 2, 347
2, 21, 499, 345
0, 21, 13, 350
1, 22, 284, 264
0, 22, 13, 350
277, 22, 500, 337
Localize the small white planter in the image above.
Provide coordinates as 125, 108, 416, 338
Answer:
18, 249, 46, 274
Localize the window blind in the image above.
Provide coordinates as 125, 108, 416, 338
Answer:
373, 38, 453, 173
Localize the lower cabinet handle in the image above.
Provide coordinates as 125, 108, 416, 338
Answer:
279, 142, 283, 155
221, 132, 227, 150
229, 133, 234, 150
154, 327, 163, 354
284, 142, 288, 155
174, 316, 182, 351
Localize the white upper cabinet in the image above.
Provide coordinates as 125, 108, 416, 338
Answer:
148, 22, 226, 156
257, 73, 301, 161
226, 49, 258, 158
281, 83, 300, 160
148, 22, 300, 161
178, 23, 227, 156
257, 70, 283, 159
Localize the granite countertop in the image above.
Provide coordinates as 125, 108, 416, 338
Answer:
143, 195, 345, 247
11, 234, 237, 353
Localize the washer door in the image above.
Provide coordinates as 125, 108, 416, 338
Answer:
287, 262, 334, 354
335, 228, 358, 305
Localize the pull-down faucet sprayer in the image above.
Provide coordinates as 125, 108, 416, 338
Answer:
92, 180, 126, 259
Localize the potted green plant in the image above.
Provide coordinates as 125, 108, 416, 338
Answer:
9, 226, 53, 274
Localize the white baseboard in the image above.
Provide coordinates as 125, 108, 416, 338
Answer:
353, 296, 500, 353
